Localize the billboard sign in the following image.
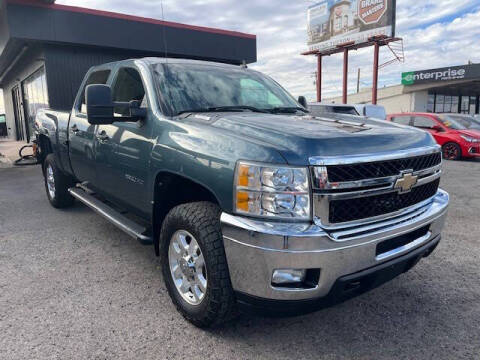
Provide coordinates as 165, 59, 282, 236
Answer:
307, 0, 396, 52
402, 64, 480, 86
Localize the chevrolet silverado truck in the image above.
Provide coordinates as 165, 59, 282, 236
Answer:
35, 58, 449, 327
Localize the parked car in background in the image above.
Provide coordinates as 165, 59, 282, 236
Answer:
308, 103, 386, 120
387, 112, 480, 160
0, 114, 7, 137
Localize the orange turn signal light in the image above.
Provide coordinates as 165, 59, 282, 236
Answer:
237, 164, 250, 187
236, 191, 249, 212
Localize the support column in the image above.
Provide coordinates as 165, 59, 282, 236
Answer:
372, 42, 380, 105
316, 55, 322, 103
342, 48, 348, 104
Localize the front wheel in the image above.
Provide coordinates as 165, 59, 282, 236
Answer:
43, 154, 75, 208
160, 202, 236, 327
442, 142, 462, 160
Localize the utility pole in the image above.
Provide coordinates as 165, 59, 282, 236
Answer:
356, 68, 361, 93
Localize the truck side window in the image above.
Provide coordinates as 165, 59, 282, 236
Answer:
112, 68, 146, 117
79, 70, 111, 113
391, 116, 411, 125
413, 116, 435, 129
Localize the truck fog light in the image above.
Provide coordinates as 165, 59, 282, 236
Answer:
272, 269, 306, 285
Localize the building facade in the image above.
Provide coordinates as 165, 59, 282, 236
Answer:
326, 63, 480, 116
0, 0, 257, 142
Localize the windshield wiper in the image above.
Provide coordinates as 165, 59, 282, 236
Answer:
177, 106, 269, 115
267, 107, 309, 114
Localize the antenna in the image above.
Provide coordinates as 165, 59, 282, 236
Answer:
160, 0, 168, 61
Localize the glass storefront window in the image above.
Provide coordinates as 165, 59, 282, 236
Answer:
443, 96, 452, 113
451, 96, 459, 113
469, 96, 476, 115
22, 67, 49, 140
435, 95, 444, 113
427, 94, 435, 113
461, 96, 470, 114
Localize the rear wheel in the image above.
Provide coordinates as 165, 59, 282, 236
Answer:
160, 202, 236, 327
442, 142, 462, 160
43, 154, 75, 208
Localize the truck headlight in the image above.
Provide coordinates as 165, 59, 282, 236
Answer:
234, 161, 311, 220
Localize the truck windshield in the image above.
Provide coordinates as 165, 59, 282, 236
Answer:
152, 63, 302, 116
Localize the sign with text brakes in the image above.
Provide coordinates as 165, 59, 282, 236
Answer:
402, 64, 480, 85
307, 0, 396, 52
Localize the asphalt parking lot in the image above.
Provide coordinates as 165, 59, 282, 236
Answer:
1, 160, 479, 360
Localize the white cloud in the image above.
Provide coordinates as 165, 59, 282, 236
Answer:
56, 0, 480, 101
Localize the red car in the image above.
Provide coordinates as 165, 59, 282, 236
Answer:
387, 113, 480, 160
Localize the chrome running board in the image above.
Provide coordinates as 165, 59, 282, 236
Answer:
68, 187, 153, 245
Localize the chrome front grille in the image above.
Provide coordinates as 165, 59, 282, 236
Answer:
328, 179, 440, 223
311, 146, 442, 228
326, 152, 441, 183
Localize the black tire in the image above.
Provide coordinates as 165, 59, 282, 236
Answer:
442, 142, 462, 160
43, 154, 75, 208
160, 202, 237, 327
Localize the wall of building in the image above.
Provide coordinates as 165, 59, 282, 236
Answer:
325, 84, 417, 114
5, 1, 256, 65
1, 44, 166, 141
1, 46, 45, 141
44, 45, 150, 111
377, 93, 413, 114
411, 91, 429, 112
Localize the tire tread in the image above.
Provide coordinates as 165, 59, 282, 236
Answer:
43, 154, 75, 208
159, 202, 237, 327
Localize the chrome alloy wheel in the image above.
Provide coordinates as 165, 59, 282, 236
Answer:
168, 230, 207, 305
46, 164, 56, 199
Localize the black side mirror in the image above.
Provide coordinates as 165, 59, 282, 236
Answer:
86, 84, 114, 125
86, 85, 147, 125
298, 96, 308, 108
432, 125, 444, 132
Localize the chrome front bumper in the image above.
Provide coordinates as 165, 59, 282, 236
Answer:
221, 189, 449, 301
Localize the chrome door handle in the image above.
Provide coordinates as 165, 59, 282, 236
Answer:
96, 130, 109, 141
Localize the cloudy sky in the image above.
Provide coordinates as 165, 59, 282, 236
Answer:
2, 0, 479, 110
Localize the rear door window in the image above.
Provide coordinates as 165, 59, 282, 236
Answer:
390, 116, 411, 125
413, 116, 436, 129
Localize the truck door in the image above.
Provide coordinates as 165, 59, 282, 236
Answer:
69, 69, 111, 185
95, 67, 153, 216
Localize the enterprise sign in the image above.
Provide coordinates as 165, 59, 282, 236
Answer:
402, 64, 480, 85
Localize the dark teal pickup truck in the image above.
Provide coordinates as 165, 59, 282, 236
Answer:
35, 58, 449, 327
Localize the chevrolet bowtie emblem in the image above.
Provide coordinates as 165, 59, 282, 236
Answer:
394, 172, 418, 193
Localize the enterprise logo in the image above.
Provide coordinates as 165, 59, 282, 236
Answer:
403, 67, 467, 85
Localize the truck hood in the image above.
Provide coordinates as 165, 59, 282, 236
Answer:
187, 112, 436, 165
457, 129, 480, 138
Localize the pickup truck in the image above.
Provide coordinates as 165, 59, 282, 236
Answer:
35, 58, 449, 327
